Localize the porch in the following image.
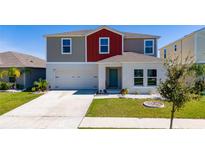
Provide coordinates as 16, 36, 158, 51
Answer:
98, 63, 122, 92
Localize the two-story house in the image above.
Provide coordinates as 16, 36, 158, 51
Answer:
160, 27, 205, 64
45, 26, 164, 93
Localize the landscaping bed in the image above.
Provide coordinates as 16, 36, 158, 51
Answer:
86, 97, 205, 119
0, 92, 42, 115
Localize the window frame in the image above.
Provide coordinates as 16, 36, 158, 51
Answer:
134, 69, 144, 86
164, 48, 167, 59
174, 44, 177, 52
144, 39, 154, 55
147, 69, 157, 86
99, 37, 110, 54
61, 38, 72, 54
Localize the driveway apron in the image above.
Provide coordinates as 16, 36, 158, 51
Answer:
0, 90, 95, 129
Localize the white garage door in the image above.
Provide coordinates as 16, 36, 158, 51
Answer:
54, 64, 98, 89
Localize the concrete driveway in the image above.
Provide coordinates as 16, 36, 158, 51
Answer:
0, 90, 96, 129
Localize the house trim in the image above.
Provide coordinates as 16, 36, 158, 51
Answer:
61, 38, 72, 55
47, 62, 98, 65
122, 35, 124, 54
47, 61, 162, 65
85, 36, 87, 62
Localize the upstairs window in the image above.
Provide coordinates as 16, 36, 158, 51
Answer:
147, 69, 157, 86
134, 69, 144, 86
164, 48, 167, 59
61, 38, 72, 54
174, 44, 177, 52
144, 39, 154, 55
99, 37, 109, 54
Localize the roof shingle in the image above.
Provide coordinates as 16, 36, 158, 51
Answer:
45, 26, 160, 39
98, 52, 162, 63
0, 51, 46, 68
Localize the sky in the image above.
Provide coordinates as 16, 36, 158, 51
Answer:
0, 25, 204, 59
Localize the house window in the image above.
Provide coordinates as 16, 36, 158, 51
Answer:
164, 48, 167, 59
61, 38, 72, 54
9, 77, 15, 83
174, 44, 177, 52
134, 69, 144, 86
99, 37, 109, 54
144, 39, 154, 55
147, 69, 157, 86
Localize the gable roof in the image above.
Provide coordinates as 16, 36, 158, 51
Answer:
85, 26, 124, 36
0, 51, 46, 68
45, 26, 160, 39
98, 52, 162, 63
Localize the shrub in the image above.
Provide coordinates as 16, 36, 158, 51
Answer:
0, 82, 12, 90
32, 78, 48, 92
120, 88, 129, 95
16, 84, 24, 90
31, 87, 37, 92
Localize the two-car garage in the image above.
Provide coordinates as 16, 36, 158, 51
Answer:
46, 64, 98, 89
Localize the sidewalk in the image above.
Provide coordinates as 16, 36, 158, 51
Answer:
94, 94, 161, 99
79, 117, 205, 129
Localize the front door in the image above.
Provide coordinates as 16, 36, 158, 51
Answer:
109, 68, 118, 88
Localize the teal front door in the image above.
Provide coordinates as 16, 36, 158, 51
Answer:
109, 68, 118, 88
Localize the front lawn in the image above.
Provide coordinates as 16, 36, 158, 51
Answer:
86, 97, 205, 118
0, 92, 42, 115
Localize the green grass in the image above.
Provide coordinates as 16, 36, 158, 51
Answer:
0, 92, 42, 115
86, 97, 205, 119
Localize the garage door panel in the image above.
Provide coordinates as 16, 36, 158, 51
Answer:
54, 64, 98, 89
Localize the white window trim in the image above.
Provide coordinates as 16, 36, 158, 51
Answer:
99, 37, 110, 54
133, 69, 144, 87
61, 38, 72, 54
144, 39, 154, 55
147, 69, 157, 86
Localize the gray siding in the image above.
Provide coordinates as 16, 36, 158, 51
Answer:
0, 67, 45, 89
124, 38, 158, 57
25, 68, 46, 88
47, 37, 85, 62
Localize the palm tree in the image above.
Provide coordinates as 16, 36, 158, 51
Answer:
0, 67, 21, 89
33, 78, 48, 92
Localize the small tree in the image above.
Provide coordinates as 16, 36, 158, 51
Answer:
158, 57, 202, 129
0, 67, 21, 89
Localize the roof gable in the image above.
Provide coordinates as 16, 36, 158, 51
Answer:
86, 26, 124, 36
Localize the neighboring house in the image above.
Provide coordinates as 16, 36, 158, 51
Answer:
46, 26, 165, 93
160, 27, 205, 64
0, 51, 46, 89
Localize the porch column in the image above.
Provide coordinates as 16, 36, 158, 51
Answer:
98, 64, 106, 90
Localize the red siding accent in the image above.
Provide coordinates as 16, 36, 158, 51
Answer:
87, 29, 122, 62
